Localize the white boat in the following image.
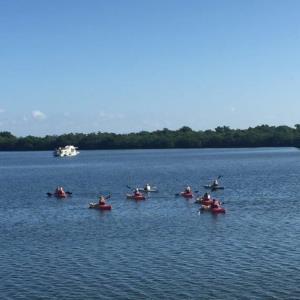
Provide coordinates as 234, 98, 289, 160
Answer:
54, 145, 80, 157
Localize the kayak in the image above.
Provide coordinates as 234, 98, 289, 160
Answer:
54, 192, 67, 198
126, 194, 146, 200
89, 203, 112, 210
211, 207, 226, 214
200, 205, 211, 211
204, 185, 224, 190
180, 192, 193, 198
195, 198, 213, 205
202, 199, 213, 205
200, 206, 226, 213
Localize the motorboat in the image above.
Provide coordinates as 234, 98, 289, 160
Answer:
53, 145, 79, 157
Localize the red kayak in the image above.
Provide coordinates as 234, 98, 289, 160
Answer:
200, 198, 213, 205
211, 207, 226, 214
89, 203, 112, 210
200, 205, 211, 211
126, 194, 145, 200
180, 192, 193, 198
99, 204, 112, 210
54, 192, 67, 198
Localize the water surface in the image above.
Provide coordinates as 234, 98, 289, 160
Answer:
0, 148, 300, 299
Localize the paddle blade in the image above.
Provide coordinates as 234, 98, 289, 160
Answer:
46, 192, 52, 197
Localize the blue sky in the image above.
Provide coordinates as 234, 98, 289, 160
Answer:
0, 0, 300, 136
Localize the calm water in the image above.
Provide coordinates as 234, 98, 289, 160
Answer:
0, 148, 300, 299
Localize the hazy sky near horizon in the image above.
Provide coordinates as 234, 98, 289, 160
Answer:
1, 0, 300, 136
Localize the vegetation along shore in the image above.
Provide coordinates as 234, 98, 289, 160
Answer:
1, 124, 300, 151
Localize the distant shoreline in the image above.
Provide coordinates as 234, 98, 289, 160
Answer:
0, 147, 298, 154
1, 125, 300, 151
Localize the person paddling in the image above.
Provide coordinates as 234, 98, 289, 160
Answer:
212, 178, 219, 188
55, 186, 65, 196
144, 184, 151, 192
134, 188, 142, 196
98, 195, 107, 206
211, 199, 221, 209
203, 192, 211, 200
185, 186, 191, 193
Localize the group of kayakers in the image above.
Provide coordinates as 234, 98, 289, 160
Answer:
180, 177, 225, 213
50, 178, 225, 213
94, 185, 149, 208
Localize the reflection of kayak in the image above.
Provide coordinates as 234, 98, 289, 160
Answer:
211, 207, 226, 214
180, 192, 193, 198
204, 185, 224, 190
89, 203, 112, 210
126, 194, 145, 200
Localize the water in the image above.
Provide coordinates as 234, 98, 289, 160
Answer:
0, 148, 300, 299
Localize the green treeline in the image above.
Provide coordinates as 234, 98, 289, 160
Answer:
1, 124, 300, 151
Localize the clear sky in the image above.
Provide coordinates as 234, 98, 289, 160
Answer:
1, 0, 300, 136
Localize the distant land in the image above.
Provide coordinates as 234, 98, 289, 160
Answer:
1, 125, 300, 151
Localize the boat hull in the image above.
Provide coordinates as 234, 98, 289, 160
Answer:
126, 194, 145, 200
89, 203, 112, 210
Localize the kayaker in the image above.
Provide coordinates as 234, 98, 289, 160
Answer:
144, 184, 151, 192
59, 187, 66, 195
211, 199, 221, 209
212, 179, 219, 187
98, 196, 106, 206
185, 186, 191, 193
134, 188, 141, 196
203, 192, 211, 200
55, 186, 65, 196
